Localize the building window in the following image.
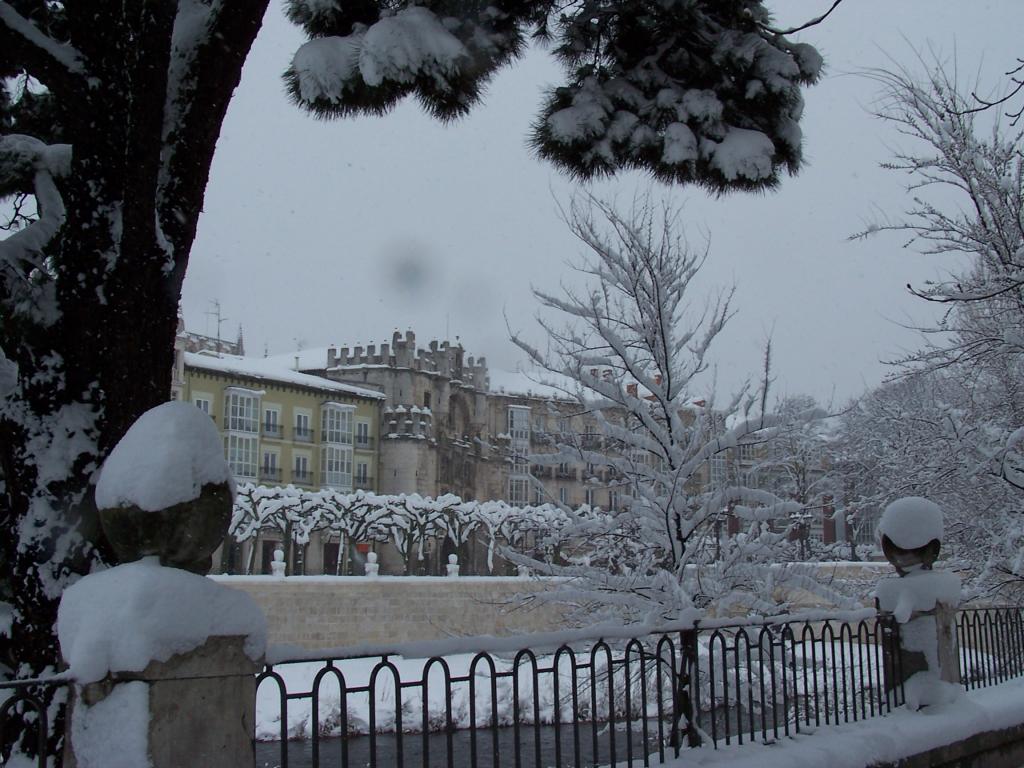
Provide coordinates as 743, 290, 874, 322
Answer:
355, 420, 371, 448
609, 490, 619, 511
263, 408, 281, 438
507, 406, 530, 456
295, 412, 312, 442
585, 488, 595, 507
508, 473, 530, 506
710, 454, 727, 489
261, 450, 280, 482
739, 442, 758, 462
559, 487, 568, 506
355, 462, 369, 486
321, 445, 353, 490
226, 391, 258, 433
423, 391, 431, 409
194, 397, 211, 414
226, 434, 258, 479
294, 454, 311, 483
322, 404, 353, 445
533, 485, 544, 506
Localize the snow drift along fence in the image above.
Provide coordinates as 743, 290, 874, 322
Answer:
254, 612, 904, 768
958, 607, 1024, 690
694, 614, 904, 747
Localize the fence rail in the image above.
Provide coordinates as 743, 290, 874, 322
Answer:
695, 614, 903, 748
0, 677, 69, 768
957, 606, 1024, 690
255, 611, 903, 768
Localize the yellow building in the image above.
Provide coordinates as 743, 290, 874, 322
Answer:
183, 352, 384, 493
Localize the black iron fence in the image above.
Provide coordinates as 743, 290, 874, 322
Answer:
694, 613, 903, 747
0, 677, 69, 768
254, 611, 903, 768
957, 606, 1024, 690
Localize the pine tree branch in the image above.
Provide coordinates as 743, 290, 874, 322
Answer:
758, 0, 845, 36
0, 1, 89, 90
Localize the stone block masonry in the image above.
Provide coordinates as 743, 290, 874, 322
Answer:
211, 576, 568, 650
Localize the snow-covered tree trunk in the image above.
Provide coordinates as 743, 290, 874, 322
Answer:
0, 3, 268, 688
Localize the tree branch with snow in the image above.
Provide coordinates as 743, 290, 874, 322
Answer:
507, 195, 848, 626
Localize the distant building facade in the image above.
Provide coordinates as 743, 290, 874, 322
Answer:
182, 352, 384, 493
280, 330, 620, 514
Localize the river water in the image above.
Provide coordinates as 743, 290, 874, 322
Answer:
254, 721, 669, 768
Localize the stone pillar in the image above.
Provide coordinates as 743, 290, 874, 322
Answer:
875, 497, 962, 710
64, 636, 258, 768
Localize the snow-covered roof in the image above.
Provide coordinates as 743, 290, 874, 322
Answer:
487, 369, 576, 400
185, 352, 385, 400
261, 347, 332, 371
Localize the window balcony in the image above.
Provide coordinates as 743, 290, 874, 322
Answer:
322, 432, 353, 446
294, 427, 315, 443
262, 422, 283, 439
354, 435, 375, 451
292, 470, 313, 484
581, 433, 603, 450
353, 475, 374, 490
321, 472, 352, 491
227, 419, 259, 433
260, 466, 282, 483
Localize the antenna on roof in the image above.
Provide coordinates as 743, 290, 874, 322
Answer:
205, 300, 228, 354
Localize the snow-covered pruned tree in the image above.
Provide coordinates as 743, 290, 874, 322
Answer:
509, 195, 849, 625
285, 0, 824, 192
0, 0, 828, 745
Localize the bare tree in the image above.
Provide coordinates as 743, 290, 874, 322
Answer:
849, 56, 1024, 598
510, 195, 847, 625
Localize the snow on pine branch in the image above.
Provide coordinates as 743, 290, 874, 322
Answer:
0, 1, 88, 79
284, 0, 827, 191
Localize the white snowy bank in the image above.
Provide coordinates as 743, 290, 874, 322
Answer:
674, 676, 1024, 768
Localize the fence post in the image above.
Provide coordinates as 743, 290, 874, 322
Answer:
670, 629, 701, 753
63, 635, 261, 768
875, 497, 962, 710
59, 403, 267, 767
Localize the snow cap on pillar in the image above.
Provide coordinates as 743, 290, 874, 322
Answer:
877, 496, 943, 550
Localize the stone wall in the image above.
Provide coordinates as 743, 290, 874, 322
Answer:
211, 575, 567, 650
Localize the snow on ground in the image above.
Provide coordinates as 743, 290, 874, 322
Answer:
94, 400, 231, 512
59, 558, 267, 684
256, 630, 900, 743
257, 651, 619, 741
676, 675, 1024, 768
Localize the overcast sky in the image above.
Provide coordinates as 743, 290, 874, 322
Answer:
181, 1, 1022, 405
